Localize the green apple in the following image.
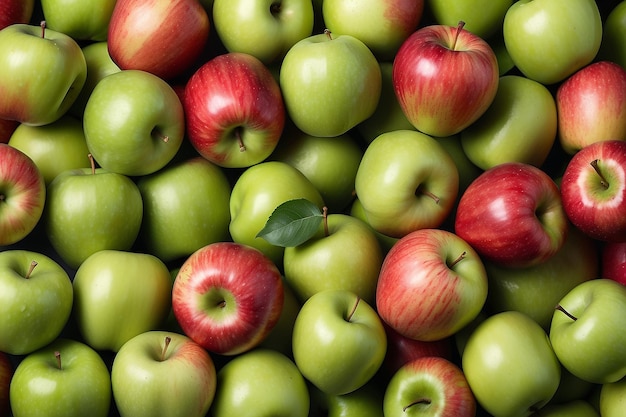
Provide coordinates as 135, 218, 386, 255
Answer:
43, 163, 143, 270
427, 0, 513, 39
462, 311, 562, 417
9, 338, 111, 417
111, 330, 217, 417
549, 366, 596, 406
83, 69, 185, 176
212, 0, 314, 64
502, 0, 602, 85
72, 250, 173, 352
535, 400, 600, 417
0, 250, 73, 355
598, 1, 626, 69
550, 279, 626, 384
354, 129, 459, 238
229, 160, 325, 265
136, 156, 232, 264
349, 198, 399, 255
279, 31, 382, 137
283, 213, 383, 305
311, 379, 385, 417
599, 376, 626, 417
210, 349, 310, 417
460, 75, 558, 170
258, 277, 302, 357
292, 289, 387, 396
40, 0, 117, 41
8, 115, 90, 185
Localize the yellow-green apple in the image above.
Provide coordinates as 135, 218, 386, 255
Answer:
43, 161, 143, 270
462, 311, 562, 417
172, 242, 284, 356
426, 0, 513, 39
229, 161, 324, 265
602, 241, 626, 285
111, 331, 217, 417
485, 224, 599, 330
292, 289, 387, 395
322, 0, 424, 60
392, 22, 499, 137
0, 119, 19, 144
556, 61, 626, 154
560, 140, 626, 242
376, 228, 488, 341
40, 0, 117, 41
183, 52, 285, 168
8, 115, 90, 185
550, 279, 626, 384
460, 74, 557, 170
502, 0, 602, 85
9, 338, 111, 417
136, 156, 231, 264
534, 400, 600, 417
598, 1, 626, 69
283, 213, 383, 305
279, 31, 382, 137
349, 197, 399, 255
210, 349, 310, 417
0, 0, 35, 29
83, 69, 185, 176
354, 130, 459, 238
454, 162, 568, 268
383, 356, 476, 417
107, 0, 210, 80
599, 376, 626, 417
0, 250, 72, 356
0, 22, 86, 126
313, 379, 385, 417
212, 0, 314, 64
0, 352, 11, 417
0, 144, 46, 247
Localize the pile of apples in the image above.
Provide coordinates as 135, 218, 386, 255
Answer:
1, 0, 626, 416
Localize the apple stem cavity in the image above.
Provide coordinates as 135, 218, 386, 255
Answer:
555, 305, 578, 321
448, 251, 467, 269
346, 296, 361, 322
452, 21, 466, 51
151, 128, 169, 143
54, 351, 62, 370
24, 260, 38, 279
40, 21, 46, 38
590, 159, 609, 189
270, 1, 281, 16
403, 398, 432, 412
324, 28, 333, 40
160, 336, 172, 361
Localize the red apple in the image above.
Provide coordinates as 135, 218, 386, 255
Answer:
602, 241, 626, 285
557, 60, 626, 154
0, 352, 11, 417
0, 0, 35, 30
561, 140, 626, 242
107, 0, 210, 80
392, 21, 499, 137
0, 119, 19, 144
183, 52, 285, 168
454, 162, 568, 268
172, 242, 284, 356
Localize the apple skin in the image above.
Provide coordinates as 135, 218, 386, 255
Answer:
183, 52, 285, 168
172, 242, 284, 356
107, 0, 211, 80
392, 23, 499, 137
598, 1, 626, 69
426, 0, 513, 39
376, 228, 488, 342
454, 162, 568, 268
40, 0, 117, 41
9, 338, 111, 417
556, 61, 626, 154
559, 140, 626, 242
602, 241, 626, 285
600, 376, 626, 417
111, 330, 217, 417
383, 356, 476, 417
0, 0, 35, 29
535, 400, 600, 417
0, 144, 46, 247
502, 0, 602, 85
0, 352, 11, 417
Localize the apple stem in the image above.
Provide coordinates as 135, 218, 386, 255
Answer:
236, 127, 246, 152
88, 153, 96, 175
55, 351, 62, 370
40, 21, 46, 38
346, 296, 361, 322
160, 336, 172, 361
151, 128, 170, 143
555, 305, 578, 321
448, 251, 467, 268
590, 159, 609, 189
322, 206, 329, 237
417, 186, 440, 204
452, 21, 466, 51
403, 398, 432, 412
24, 260, 38, 279
324, 28, 333, 40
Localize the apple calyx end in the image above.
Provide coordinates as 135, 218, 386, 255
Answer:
346, 296, 361, 322
555, 304, 578, 321
160, 336, 172, 361
24, 260, 38, 279
590, 159, 609, 189
54, 350, 62, 370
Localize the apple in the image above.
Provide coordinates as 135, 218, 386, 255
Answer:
392, 22, 499, 137
40, 0, 117, 41
292, 289, 387, 396
550, 279, 626, 384
183, 52, 285, 168
111, 330, 217, 417
258, 277, 302, 357
549, 365, 597, 406
83, 69, 185, 177
560, 140, 626, 242
602, 241, 626, 285
426, 0, 513, 39
322, 0, 424, 60
556, 61, 626, 154
376, 228, 488, 342
462, 310, 562, 417
0, 0, 35, 29
172, 242, 284, 356
598, 1, 626, 69
210, 349, 310, 417
212, 0, 314, 64
502, 0, 602, 85
0, 352, 11, 417
107, 0, 211, 80
460, 74, 558, 170
9, 338, 111, 417
354, 129, 459, 238
312, 379, 385, 417
279, 31, 382, 137
535, 400, 600, 417
383, 356, 476, 417
0, 22, 86, 126
349, 197, 399, 255
599, 376, 626, 417
454, 162, 568, 268
0, 144, 46, 247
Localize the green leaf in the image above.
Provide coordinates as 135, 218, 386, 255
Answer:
256, 199, 324, 247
